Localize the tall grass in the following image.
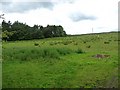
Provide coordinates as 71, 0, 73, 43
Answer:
3, 47, 79, 61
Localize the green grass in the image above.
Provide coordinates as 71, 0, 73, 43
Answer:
2, 32, 118, 88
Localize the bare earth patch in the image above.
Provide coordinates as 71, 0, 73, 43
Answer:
92, 54, 110, 59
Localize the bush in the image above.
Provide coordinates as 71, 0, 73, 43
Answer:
34, 43, 39, 46
83, 41, 86, 43
86, 45, 91, 48
75, 48, 84, 54
104, 42, 109, 44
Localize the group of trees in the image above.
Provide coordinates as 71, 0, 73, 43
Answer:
1, 20, 67, 41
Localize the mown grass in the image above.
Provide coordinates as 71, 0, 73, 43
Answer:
2, 32, 118, 88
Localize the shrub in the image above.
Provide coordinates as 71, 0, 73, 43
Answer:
75, 48, 84, 54
104, 42, 109, 44
83, 41, 86, 43
34, 43, 39, 46
86, 45, 91, 48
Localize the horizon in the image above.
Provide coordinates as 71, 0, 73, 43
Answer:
0, 0, 118, 35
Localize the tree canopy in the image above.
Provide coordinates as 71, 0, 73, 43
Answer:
2, 20, 67, 41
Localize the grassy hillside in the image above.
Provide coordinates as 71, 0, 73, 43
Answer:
2, 32, 119, 88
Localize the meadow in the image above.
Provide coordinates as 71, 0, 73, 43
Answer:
2, 32, 119, 88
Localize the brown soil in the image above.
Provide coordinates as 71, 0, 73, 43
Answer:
92, 54, 110, 59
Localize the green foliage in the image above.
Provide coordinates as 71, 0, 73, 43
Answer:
2, 20, 67, 41
75, 48, 84, 54
2, 30, 15, 41
34, 43, 39, 46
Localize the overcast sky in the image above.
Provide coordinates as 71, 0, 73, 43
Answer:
0, 0, 119, 34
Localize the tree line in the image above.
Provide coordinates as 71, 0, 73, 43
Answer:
1, 20, 67, 41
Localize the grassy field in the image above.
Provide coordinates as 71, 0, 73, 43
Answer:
2, 32, 119, 88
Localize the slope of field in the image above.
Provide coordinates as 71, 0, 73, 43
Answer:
2, 32, 119, 88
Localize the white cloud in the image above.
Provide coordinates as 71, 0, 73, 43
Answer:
0, 0, 119, 34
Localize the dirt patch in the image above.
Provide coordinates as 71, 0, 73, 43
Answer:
92, 54, 110, 59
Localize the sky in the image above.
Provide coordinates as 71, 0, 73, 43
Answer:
0, 0, 119, 35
